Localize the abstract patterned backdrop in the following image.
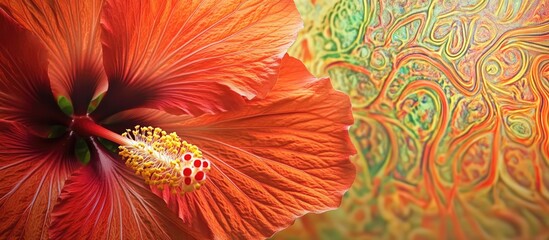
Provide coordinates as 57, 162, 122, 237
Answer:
274, 0, 549, 239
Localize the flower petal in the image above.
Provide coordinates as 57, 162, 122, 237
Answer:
154, 55, 356, 238
49, 139, 203, 239
0, 9, 67, 133
1, 0, 107, 114
0, 121, 78, 239
95, 0, 302, 117
102, 108, 190, 134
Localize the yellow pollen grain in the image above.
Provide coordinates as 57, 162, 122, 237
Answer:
118, 126, 211, 194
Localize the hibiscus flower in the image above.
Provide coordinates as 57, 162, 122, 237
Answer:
0, 0, 355, 239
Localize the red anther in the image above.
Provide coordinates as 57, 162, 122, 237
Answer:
184, 177, 192, 185
195, 171, 205, 181
183, 168, 192, 176
193, 160, 202, 168
202, 161, 209, 168
184, 154, 192, 161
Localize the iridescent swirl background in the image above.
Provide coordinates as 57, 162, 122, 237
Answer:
274, 0, 549, 239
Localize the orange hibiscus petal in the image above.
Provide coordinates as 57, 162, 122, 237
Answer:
153, 55, 356, 238
0, 9, 68, 132
49, 140, 203, 239
0, 121, 78, 239
96, 0, 302, 117
101, 108, 190, 134
1, 0, 107, 114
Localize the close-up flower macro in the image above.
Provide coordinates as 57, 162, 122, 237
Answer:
0, 0, 356, 239
4, 0, 549, 239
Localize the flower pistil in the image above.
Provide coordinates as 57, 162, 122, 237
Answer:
69, 116, 210, 194
119, 126, 211, 194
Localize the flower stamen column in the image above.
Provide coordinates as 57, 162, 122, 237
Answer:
70, 116, 211, 194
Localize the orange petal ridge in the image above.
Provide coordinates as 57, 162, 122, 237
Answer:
0, 121, 79, 239
1, 0, 107, 114
49, 140, 204, 239
96, 0, 302, 117
0, 8, 68, 134
151, 55, 357, 239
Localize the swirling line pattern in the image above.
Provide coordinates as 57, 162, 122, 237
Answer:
274, 0, 549, 239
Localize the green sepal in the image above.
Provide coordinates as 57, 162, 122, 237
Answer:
47, 125, 67, 139
74, 137, 91, 165
57, 96, 74, 116
87, 93, 105, 113
98, 137, 119, 153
